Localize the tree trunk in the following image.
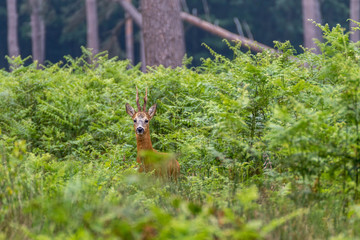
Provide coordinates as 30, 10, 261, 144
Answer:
125, 0, 134, 64
30, 0, 45, 65
302, 0, 322, 53
86, 0, 100, 55
350, 0, 360, 42
141, 0, 185, 68
6, 0, 20, 58
140, 33, 146, 72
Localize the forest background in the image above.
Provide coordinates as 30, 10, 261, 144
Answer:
0, 0, 354, 69
1, 0, 360, 239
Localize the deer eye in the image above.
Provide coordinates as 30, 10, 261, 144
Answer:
133, 119, 137, 123
145, 119, 149, 123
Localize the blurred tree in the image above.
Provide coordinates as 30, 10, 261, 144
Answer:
350, 0, 360, 42
141, 0, 185, 68
125, 0, 134, 64
86, 0, 99, 54
29, 0, 45, 65
6, 0, 20, 58
0, 2, 7, 68
302, 0, 322, 53
61, 0, 127, 58
0, 0, 353, 69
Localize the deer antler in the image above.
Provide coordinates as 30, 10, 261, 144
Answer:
143, 88, 148, 111
136, 86, 141, 112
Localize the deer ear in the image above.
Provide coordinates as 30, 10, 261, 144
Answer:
126, 103, 136, 117
148, 104, 157, 119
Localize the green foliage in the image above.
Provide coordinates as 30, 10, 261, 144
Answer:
1, 24, 360, 239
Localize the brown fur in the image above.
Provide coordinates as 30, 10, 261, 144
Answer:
126, 89, 180, 180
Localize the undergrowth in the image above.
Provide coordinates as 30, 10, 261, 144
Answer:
1, 24, 360, 239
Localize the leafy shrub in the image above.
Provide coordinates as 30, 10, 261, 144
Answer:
1, 24, 360, 239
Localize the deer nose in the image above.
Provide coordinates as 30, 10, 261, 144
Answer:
136, 127, 144, 134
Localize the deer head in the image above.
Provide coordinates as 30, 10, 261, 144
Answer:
125, 87, 157, 136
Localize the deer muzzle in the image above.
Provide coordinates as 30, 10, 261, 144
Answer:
136, 127, 144, 134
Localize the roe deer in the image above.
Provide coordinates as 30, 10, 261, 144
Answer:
125, 87, 180, 180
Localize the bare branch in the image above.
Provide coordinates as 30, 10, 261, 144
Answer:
115, 0, 142, 26
180, 12, 274, 52
233, 17, 244, 37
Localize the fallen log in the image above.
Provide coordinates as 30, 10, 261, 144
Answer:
115, 0, 274, 52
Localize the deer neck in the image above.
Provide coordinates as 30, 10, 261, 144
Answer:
136, 131, 154, 152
